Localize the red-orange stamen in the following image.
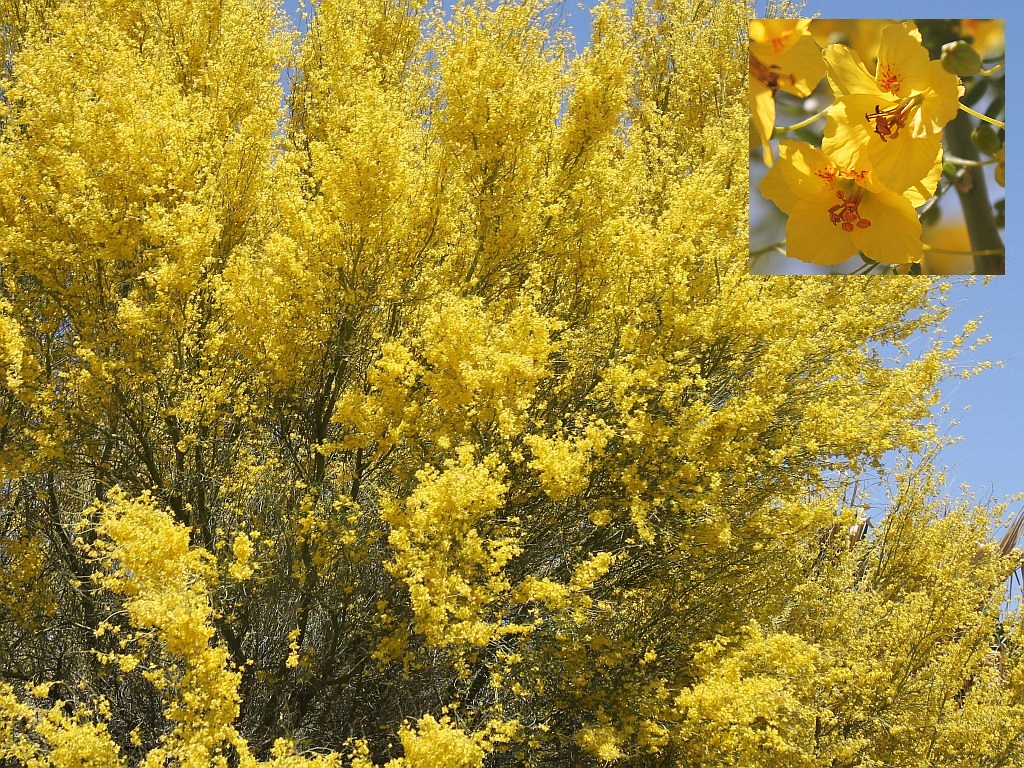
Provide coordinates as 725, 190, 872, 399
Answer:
749, 52, 795, 96
864, 99, 918, 142
827, 188, 872, 232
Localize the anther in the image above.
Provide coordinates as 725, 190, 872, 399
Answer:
828, 189, 871, 231
749, 52, 794, 96
864, 99, 917, 142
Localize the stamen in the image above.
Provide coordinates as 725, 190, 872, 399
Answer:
749, 52, 794, 96
864, 97, 922, 142
827, 188, 871, 231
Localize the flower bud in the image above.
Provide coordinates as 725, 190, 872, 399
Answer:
971, 122, 1002, 157
941, 40, 981, 77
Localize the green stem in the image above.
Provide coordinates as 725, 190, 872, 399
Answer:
849, 260, 888, 276
980, 62, 1004, 76
943, 155, 999, 167
943, 109, 1005, 275
923, 245, 1005, 256
749, 242, 787, 258
958, 102, 1005, 129
772, 104, 832, 135
916, 179, 953, 221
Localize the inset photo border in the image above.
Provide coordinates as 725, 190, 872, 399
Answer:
749, 19, 1005, 275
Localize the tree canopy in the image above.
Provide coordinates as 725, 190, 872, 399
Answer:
0, 0, 1021, 766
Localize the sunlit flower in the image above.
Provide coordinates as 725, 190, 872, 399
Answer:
821, 21, 961, 195
749, 20, 826, 166
759, 140, 923, 266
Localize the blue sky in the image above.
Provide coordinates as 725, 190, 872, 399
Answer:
279, 0, 1021, 507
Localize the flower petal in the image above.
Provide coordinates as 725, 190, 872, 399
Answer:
852, 187, 923, 264
758, 157, 794, 212
918, 60, 962, 133
901, 141, 943, 208
750, 19, 813, 59
750, 75, 776, 166
784, 201, 859, 266
824, 43, 878, 97
773, 34, 826, 98
821, 97, 874, 169
875, 21, 930, 96
866, 128, 942, 201
759, 142, 837, 220
773, 140, 840, 200
824, 95, 942, 196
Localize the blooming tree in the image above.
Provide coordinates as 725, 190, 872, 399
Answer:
0, 0, 1022, 766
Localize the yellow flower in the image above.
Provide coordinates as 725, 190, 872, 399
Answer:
822, 21, 960, 195
759, 140, 923, 266
749, 20, 826, 166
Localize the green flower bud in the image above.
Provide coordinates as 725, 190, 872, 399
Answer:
941, 40, 982, 77
971, 122, 1002, 157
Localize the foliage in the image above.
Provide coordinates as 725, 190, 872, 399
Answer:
0, 0, 1021, 765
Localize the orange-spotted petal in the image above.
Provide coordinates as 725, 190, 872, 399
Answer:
758, 140, 923, 267
759, 141, 838, 213
772, 140, 847, 199
750, 19, 814, 59
874, 21, 930, 96
751, 20, 825, 104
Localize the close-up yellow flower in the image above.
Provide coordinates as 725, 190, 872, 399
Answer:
749, 19, 826, 166
759, 140, 923, 266
821, 21, 961, 195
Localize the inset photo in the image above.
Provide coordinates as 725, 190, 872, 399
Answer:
749, 19, 1005, 275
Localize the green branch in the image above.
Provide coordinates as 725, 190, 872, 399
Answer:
943, 110, 1005, 275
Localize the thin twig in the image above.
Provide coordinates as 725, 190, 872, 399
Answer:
749, 241, 787, 258
943, 155, 999, 167
958, 102, 1005, 129
772, 104, 832, 135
